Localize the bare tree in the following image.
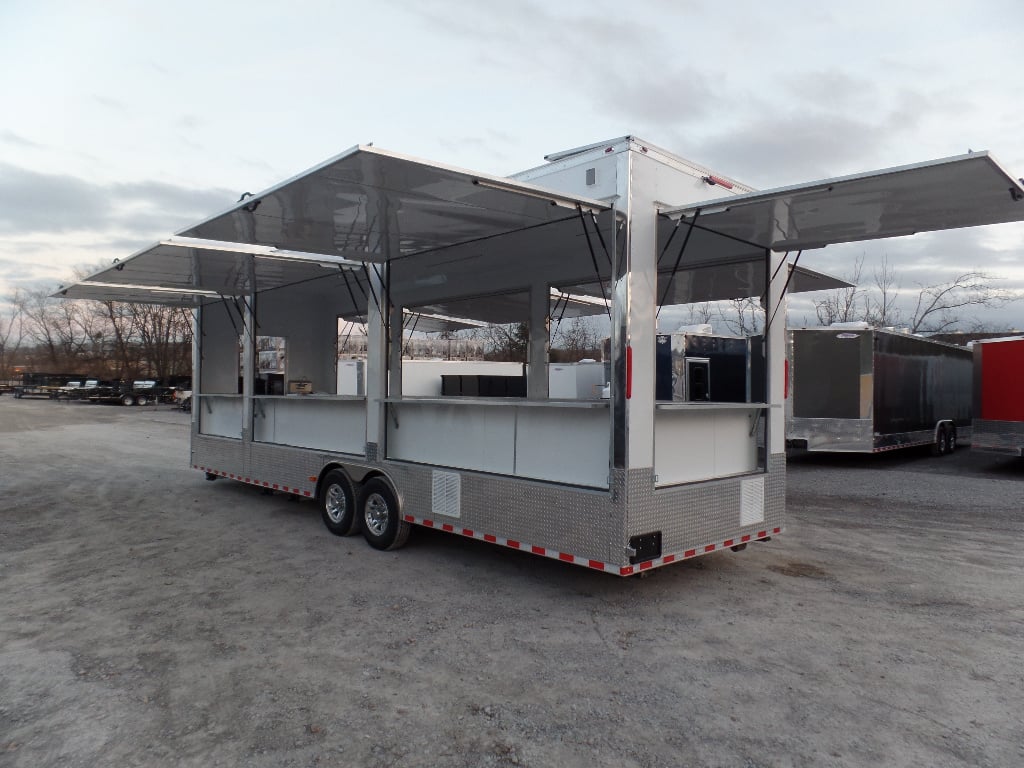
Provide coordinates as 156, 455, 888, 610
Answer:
551, 316, 601, 361
718, 297, 765, 335
96, 300, 139, 378
811, 254, 1017, 333
678, 301, 715, 327
16, 289, 102, 370
481, 322, 530, 362
129, 304, 193, 379
814, 253, 868, 326
863, 256, 901, 328
907, 271, 1015, 333
0, 292, 25, 382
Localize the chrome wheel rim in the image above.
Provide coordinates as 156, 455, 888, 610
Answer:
364, 493, 389, 536
325, 484, 347, 524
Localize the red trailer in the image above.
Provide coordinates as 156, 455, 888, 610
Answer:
972, 336, 1024, 456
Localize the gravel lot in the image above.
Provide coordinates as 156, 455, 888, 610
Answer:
1, 396, 1022, 768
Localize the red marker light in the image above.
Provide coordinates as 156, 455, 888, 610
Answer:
625, 346, 633, 399
703, 175, 734, 189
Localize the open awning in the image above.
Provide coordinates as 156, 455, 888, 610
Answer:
178, 144, 610, 260
662, 152, 1024, 251
56, 237, 371, 307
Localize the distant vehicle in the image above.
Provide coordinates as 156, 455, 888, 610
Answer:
11, 372, 90, 399
85, 380, 153, 406
786, 327, 973, 455
83, 378, 191, 406
971, 336, 1024, 456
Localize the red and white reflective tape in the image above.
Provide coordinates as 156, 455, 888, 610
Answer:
403, 513, 781, 577
872, 441, 930, 453
193, 465, 313, 497
618, 528, 781, 575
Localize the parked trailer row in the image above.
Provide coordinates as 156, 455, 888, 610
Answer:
56, 137, 1024, 574
7, 374, 189, 406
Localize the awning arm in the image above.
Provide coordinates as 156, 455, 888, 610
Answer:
575, 204, 612, 320
588, 210, 613, 268
764, 250, 803, 334
338, 267, 364, 318
551, 291, 569, 336
656, 208, 701, 317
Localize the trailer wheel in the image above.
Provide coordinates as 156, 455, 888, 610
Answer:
121, 393, 136, 406
933, 425, 948, 456
946, 426, 957, 453
359, 478, 410, 551
136, 394, 149, 406
319, 469, 359, 536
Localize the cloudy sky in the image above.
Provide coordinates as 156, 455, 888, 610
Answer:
2, 0, 1023, 328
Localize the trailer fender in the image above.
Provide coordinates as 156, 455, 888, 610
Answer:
315, 465, 405, 517
315, 462, 375, 492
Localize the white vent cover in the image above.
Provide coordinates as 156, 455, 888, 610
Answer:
431, 471, 461, 519
739, 476, 765, 526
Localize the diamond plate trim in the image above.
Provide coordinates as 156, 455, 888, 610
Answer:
628, 454, 785, 561
190, 435, 785, 572
972, 419, 1024, 456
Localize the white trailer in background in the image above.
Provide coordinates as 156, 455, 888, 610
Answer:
57, 137, 1024, 575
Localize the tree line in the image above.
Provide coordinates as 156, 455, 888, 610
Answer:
0, 288, 192, 383
2, 257, 1013, 384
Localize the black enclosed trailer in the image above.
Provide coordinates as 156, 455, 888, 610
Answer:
786, 327, 972, 454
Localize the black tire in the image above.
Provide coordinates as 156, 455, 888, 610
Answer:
121, 393, 135, 406
319, 469, 360, 536
933, 425, 948, 456
946, 426, 957, 454
359, 478, 410, 551
136, 394, 149, 406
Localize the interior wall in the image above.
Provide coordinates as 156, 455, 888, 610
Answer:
199, 302, 241, 393
255, 282, 345, 394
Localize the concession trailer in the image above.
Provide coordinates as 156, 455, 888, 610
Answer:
786, 327, 973, 454
57, 136, 1024, 575
971, 335, 1024, 456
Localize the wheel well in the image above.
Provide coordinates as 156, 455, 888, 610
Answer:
315, 463, 389, 498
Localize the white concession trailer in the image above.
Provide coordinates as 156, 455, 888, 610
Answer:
58, 137, 1024, 575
